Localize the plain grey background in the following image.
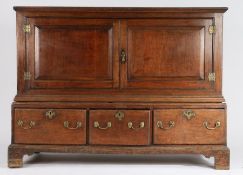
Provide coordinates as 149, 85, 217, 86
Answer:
0, 0, 242, 174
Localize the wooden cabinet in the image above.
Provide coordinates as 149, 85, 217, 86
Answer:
9, 7, 229, 170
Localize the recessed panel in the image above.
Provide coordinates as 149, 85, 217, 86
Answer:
35, 26, 112, 81
121, 19, 213, 90
128, 27, 205, 81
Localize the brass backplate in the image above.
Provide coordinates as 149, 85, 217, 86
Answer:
183, 110, 196, 120
115, 111, 124, 121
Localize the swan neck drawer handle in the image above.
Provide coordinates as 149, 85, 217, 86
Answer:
203, 121, 221, 130
94, 121, 112, 130
17, 120, 36, 130
157, 121, 175, 130
64, 121, 82, 130
128, 121, 145, 130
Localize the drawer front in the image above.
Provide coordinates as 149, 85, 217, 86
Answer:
14, 109, 86, 145
153, 109, 226, 144
89, 110, 151, 145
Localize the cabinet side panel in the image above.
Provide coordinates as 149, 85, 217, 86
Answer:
16, 12, 26, 94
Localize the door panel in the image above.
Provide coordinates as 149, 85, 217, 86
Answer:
120, 19, 213, 90
26, 18, 119, 89
35, 26, 112, 80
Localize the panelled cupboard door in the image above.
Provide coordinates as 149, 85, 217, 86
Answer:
120, 19, 214, 91
25, 18, 119, 90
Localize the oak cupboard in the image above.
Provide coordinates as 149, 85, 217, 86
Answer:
9, 7, 229, 169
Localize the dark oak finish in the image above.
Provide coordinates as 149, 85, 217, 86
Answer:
153, 109, 226, 144
9, 7, 229, 169
28, 18, 119, 89
121, 19, 212, 90
14, 109, 86, 144
8, 144, 230, 169
89, 110, 151, 145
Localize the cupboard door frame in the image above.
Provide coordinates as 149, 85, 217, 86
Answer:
120, 19, 214, 91
24, 18, 119, 91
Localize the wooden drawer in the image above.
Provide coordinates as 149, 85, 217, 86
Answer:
153, 109, 226, 144
14, 109, 86, 145
89, 110, 151, 145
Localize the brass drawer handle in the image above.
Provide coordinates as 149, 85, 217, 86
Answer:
17, 120, 36, 130
128, 121, 145, 130
94, 121, 112, 130
120, 49, 126, 64
45, 110, 56, 120
64, 121, 82, 130
183, 110, 196, 120
157, 121, 175, 130
203, 121, 221, 130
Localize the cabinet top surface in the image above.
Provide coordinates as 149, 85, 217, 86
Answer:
13, 6, 228, 13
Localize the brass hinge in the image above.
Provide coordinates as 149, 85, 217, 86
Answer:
209, 25, 216, 34
24, 72, 31, 80
23, 24, 31, 33
208, 72, 216, 81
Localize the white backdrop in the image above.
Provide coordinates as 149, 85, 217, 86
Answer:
0, 0, 242, 174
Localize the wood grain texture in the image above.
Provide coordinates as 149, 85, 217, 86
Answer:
26, 18, 118, 89
8, 144, 230, 169
122, 19, 213, 90
89, 110, 151, 145
15, 7, 224, 97
12, 101, 227, 109
153, 109, 226, 144
14, 109, 86, 144
16, 12, 26, 94
14, 95, 225, 103
13, 7, 228, 19
10, 7, 229, 169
